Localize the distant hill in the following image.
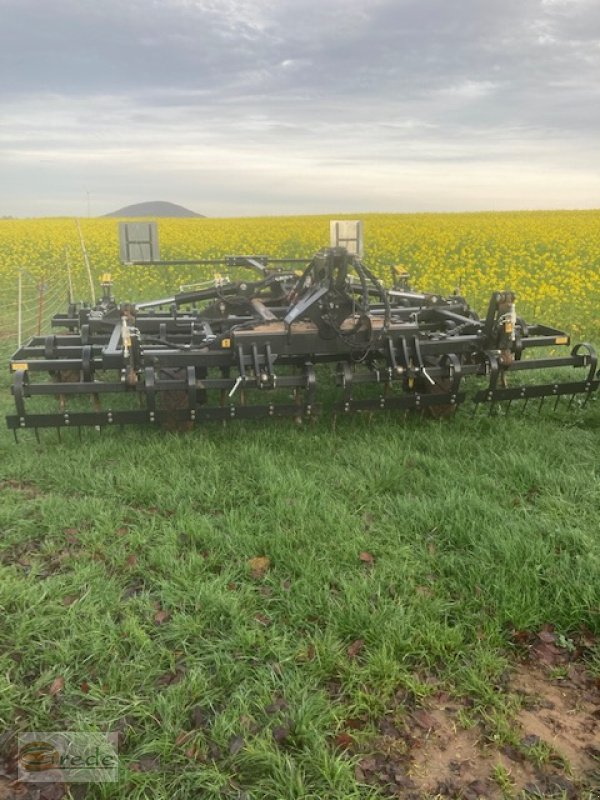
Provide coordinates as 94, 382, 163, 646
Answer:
103, 201, 205, 218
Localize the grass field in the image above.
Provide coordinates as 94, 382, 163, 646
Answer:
0, 212, 599, 799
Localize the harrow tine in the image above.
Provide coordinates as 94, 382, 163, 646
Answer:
56, 427, 62, 443
554, 395, 561, 412
505, 400, 513, 416
34, 428, 41, 444
521, 398, 529, 415
13, 429, 18, 444
568, 394, 576, 410
538, 396, 545, 414
582, 388, 592, 408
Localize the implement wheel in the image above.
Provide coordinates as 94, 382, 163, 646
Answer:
158, 368, 207, 432
416, 376, 456, 419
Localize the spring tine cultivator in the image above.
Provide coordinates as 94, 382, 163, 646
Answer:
5, 222, 598, 435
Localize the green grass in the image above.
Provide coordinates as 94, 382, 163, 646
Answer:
1, 349, 599, 798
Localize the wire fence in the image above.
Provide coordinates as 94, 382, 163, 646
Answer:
0, 268, 72, 351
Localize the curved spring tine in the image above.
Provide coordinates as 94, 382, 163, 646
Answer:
572, 342, 598, 407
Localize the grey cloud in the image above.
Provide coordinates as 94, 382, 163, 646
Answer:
0, 0, 598, 215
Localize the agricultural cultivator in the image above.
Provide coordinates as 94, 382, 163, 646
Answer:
5, 221, 598, 436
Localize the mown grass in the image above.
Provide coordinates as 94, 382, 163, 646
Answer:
1, 339, 599, 798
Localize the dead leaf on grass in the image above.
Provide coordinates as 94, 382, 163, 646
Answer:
62, 595, 78, 607
347, 639, 364, 659
63, 528, 79, 544
48, 676, 65, 696
248, 556, 270, 579
153, 608, 171, 625
272, 722, 292, 744
334, 732, 354, 751
228, 735, 245, 756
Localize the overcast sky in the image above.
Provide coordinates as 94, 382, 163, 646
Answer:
1, 0, 599, 217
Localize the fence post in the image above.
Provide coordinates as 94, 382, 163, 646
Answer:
37, 281, 45, 336
17, 270, 22, 347
76, 219, 96, 305
65, 247, 74, 304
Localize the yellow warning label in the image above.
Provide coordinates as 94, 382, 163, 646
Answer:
555, 336, 568, 345
221, 338, 231, 348
11, 362, 28, 371
101, 273, 112, 283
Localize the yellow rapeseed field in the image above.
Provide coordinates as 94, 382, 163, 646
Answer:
0, 211, 598, 341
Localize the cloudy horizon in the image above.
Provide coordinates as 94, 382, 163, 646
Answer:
1, 0, 599, 217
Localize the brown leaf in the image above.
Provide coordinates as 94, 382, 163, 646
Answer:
62, 595, 78, 607
358, 551, 374, 565
155, 665, 186, 687
48, 676, 65, 695
532, 641, 567, 666
511, 628, 532, 644
359, 756, 377, 774
272, 723, 291, 744
265, 697, 288, 715
281, 578, 292, 592
344, 717, 366, 730
79, 681, 90, 694
0, 776, 38, 799
154, 609, 171, 625
538, 628, 557, 644
184, 744, 197, 760
415, 585, 433, 597
189, 705, 210, 729
39, 785, 67, 800
63, 528, 79, 544
126, 554, 138, 568
134, 755, 160, 772
207, 741, 223, 761
115, 527, 128, 536
347, 639, 364, 659
411, 710, 436, 731
228, 735, 245, 756
175, 731, 193, 747
255, 613, 271, 627
226, 582, 237, 591
579, 627, 597, 648
378, 717, 402, 738
334, 732, 354, 751
248, 556, 270, 579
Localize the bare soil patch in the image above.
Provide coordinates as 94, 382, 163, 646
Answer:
355, 654, 600, 798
